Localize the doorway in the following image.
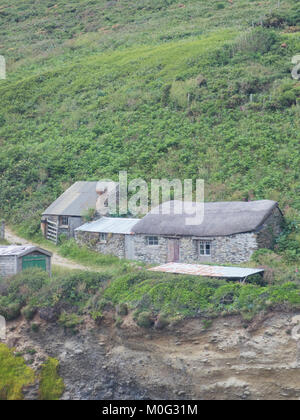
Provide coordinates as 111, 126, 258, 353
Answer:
167, 239, 180, 262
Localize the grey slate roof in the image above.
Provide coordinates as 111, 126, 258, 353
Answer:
132, 200, 279, 237
43, 181, 98, 217
76, 217, 139, 235
0, 246, 52, 257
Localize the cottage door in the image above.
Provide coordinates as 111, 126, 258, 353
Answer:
125, 235, 135, 260
167, 239, 180, 262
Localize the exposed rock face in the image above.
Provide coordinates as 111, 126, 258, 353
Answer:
4, 311, 300, 400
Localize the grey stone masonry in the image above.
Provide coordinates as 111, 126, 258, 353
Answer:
132, 207, 284, 265
74, 206, 284, 265
75, 230, 125, 259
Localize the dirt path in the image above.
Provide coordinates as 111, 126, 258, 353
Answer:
5, 227, 96, 271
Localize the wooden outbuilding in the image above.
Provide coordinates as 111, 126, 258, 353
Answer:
0, 246, 52, 278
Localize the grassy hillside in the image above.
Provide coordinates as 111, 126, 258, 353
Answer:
0, 0, 299, 257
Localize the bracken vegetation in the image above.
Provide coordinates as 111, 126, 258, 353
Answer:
39, 357, 65, 400
0, 1, 299, 257
0, 1, 300, 328
0, 343, 35, 400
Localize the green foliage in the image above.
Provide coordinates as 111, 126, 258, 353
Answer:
59, 239, 127, 269
39, 358, 65, 400
21, 305, 36, 321
136, 311, 154, 328
82, 208, 97, 223
0, 0, 299, 325
0, 344, 35, 400
58, 312, 82, 331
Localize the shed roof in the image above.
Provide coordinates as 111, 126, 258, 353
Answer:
133, 200, 278, 237
42, 181, 98, 217
0, 246, 52, 258
75, 217, 139, 235
149, 263, 264, 279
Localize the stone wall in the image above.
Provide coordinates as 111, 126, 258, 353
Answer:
0, 256, 16, 277
256, 206, 284, 249
133, 233, 258, 265
133, 234, 169, 264
75, 231, 125, 259
74, 207, 284, 265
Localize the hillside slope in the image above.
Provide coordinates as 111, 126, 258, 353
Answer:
0, 0, 299, 242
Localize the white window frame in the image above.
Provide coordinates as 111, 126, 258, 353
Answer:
147, 236, 159, 246
198, 240, 211, 256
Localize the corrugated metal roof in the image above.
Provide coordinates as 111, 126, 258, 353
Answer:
133, 200, 279, 237
149, 263, 264, 279
0, 246, 52, 257
75, 217, 139, 234
43, 181, 98, 217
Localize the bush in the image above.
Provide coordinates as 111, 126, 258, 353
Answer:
58, 312, 82, 331
39, 358, 65, 400
21, 305, 36, 321
233, 27, 278, 55
31, 323, 40, 333
116, 303, 128, 316
136, 311, 154, 328
154, 313, 170, 330
0, 344, 35, 400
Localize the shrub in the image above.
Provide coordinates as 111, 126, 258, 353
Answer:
116, 303, 128, 316
233, 27, 278, 55
0, 344, 35, 400
31, 323, 40, 333
58, 312, 82, 331
136, 311, 154, 328
21, 305, 36, 321
154, 313, 170, 330
39, 358, 65, 400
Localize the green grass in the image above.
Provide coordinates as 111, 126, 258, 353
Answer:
0, 0, 300, 326
0, 343, 35, 400
39, 358, 65, 400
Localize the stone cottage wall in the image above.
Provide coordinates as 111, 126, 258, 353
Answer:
133, 233, 258, 265
74, 206, 283, 265
256, 206, 284, 249
75, 231, 125, 259
133, 235, 169, 264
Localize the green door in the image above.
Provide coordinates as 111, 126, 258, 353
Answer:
22, 254, 47, 271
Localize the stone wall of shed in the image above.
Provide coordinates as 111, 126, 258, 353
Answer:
0, 256, 16, 277
75, 231, 125, 259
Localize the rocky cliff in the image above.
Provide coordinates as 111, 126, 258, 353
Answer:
4, 311, 300, 400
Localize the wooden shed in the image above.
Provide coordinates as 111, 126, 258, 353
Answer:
0, 246, 52, 278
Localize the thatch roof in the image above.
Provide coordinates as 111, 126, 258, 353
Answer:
43, 181, 98, 217
132, 200, 279, 237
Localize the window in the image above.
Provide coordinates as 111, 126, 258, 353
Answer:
60, 216, 69, 226
100, 233, 107, 242
147, 236, 159, 246
199, 240, 211, 256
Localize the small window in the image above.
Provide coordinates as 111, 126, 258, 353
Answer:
60, 216, 69, 226
100, 233, 107, 242
199, 240, 211, 256
147, 236, 159, 246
